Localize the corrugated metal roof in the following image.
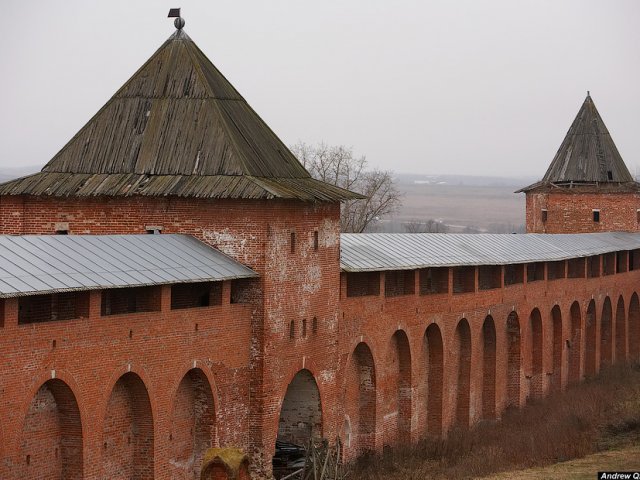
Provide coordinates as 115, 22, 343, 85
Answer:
0, 30, 362, 202
340, 232, 640, 272
518, 94, 638, 193
0, 234, 257, 298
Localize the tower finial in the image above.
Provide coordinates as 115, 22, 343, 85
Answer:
168, 8, 185, 30
587, 90, 590, 97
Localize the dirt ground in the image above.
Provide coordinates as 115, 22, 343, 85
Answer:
481, 444, 640, 479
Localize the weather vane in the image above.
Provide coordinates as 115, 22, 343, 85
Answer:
168, 8, 185, 30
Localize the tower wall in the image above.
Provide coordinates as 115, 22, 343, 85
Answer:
0, 194, 343, 478
526, 191, 640, 233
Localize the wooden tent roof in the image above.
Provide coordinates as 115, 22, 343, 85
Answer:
518, 94, 638, 193
0, 30, 360, 201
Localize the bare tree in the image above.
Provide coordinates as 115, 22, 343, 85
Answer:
291, 142, 401, 233
404, 219, 448, 233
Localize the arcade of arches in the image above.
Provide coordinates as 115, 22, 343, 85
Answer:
7, 288, 640, 478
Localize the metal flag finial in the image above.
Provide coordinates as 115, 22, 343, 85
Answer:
168, 8, 185, 30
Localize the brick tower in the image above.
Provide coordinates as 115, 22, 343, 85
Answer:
519, 93, 640, 233
0, 24, 360, 477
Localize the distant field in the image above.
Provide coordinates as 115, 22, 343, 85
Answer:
382, 174, 531, 233
0, 168, 531, 233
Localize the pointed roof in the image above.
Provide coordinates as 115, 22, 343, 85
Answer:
0, 30, 361, 201
518, 94, 638, 193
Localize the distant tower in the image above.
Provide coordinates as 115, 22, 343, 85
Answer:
518, 93, 640, 233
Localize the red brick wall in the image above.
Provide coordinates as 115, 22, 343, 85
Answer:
0, 284, 254, 480
3, 193, 640, 477
337, 266, 640, 459
0, 194, 343, 478
526, 191, 640, 233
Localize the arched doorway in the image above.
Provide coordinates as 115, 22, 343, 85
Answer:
345, 343, 376, 456
277, 369, 322, 446
454, 319, 471, 427
585, 300, 597, 376
102, 372, 154, 480
506, 311, 521, 408
630, 293, 640, 361
568, 302, 582, 383
482, 316, 497, 419
386, 330, 411, 445
601, 297, 613, 367
170, 369, 216, 479
551, 306, 563, 392
20, 379, 83, 479
529, 309, 543, 399
615, 296, 626, 364
424, 324, 443, 435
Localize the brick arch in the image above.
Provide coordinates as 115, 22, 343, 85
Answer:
481, 315, 497, 420
169, 368, 216, 480
585, 300, 597, 376
424, 323, 443, 435
529, 308, 543, 399
506, 311, 521, 408
454, 318, 471, 428
568, 301, 582, 383
19, 378, 83, 480
345, 342, 376, 456
615, 295, 626, 364
601, 297, 613, 367
551, 305, 563, 392
101, 372, 154, 480
276, 369, 323, 447
384, 330, 411, 446
630, 293, 640, 361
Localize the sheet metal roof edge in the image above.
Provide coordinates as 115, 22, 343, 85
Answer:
340, 232, 640, 272
0, 275, 256, 299
0, 234, 258, 298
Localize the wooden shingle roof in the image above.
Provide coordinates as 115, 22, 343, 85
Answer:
518, 94, 638, 193
0, 30, 361, 201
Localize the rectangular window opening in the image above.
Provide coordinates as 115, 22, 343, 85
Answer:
419, 268, 449, 295
290, 232, 296, 254
593, 209, 600, 222
541, 209, 548, 223
171, 282, 222, 310
603, 253, 616, 276
504, 264, 524, 286
587, 255, 601, 278
384, 270, 415, 297
567, 258, 586, 278
313, 231, 319, 251
453, 266, 475, 294
547, 261, 566, 281
478, 265, 502, 290
616, 251, 628, 274
54, 222, 69, 235
630, 249, 640, 271
101, 286, 161, 316
19, 292, 90, 325
527, 262, 545, 282
346, 272, 380, 297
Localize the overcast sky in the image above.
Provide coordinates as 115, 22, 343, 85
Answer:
1, 0, 638, 178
